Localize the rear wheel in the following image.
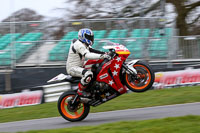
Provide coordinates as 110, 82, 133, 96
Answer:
124, 61, 154, 92
58, 91, 90, 122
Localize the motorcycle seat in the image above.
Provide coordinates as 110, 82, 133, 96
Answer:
65, 75, 81, 83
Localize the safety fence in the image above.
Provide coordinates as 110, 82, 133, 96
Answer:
43, 82, 71, 103
0, 17, 165, 35
0, 17, 173, 68
0, 35, 200, 68
1, 18, 199, 69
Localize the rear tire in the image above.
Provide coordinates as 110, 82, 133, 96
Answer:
58, 91, 90, 122
124, 61, 154, 92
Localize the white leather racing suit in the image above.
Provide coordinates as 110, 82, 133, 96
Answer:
66, 39, 105, 86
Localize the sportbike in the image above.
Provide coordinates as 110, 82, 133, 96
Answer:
48, 42, 155, 122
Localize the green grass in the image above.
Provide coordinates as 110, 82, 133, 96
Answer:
19, 115, 200, 133
1, 86, 200, 123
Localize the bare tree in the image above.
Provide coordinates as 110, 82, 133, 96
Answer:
0, 8, 44, 34
63, 0, 161, 18
166, 0, 200, 36
2, 8, 44, 22
63, 0, 200, 35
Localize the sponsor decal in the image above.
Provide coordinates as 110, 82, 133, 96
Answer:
0, 90, 43, 109
153, 68, 200, 89
100, 73, 108, 80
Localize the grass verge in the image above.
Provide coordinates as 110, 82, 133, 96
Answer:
20, 115, 200, 133
0, 86, 200, 123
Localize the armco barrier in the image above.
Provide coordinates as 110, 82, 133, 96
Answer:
44, 67, 200, 103
43, 82, 71, 103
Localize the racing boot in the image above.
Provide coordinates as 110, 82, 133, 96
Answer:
77, 82, 91, 97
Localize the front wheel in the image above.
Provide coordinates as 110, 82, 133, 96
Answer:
57, 91, 90, 122
123, 61, 155, 92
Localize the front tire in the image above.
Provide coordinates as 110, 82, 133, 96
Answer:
124, 61, 155, 92
57, 91, 90, 122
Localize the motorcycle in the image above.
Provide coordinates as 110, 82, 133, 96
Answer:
48, 42, 155, 122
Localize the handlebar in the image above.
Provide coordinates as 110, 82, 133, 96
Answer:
107, 49, 116, 59
95, 58, 109, 75
96, 50, 116, 74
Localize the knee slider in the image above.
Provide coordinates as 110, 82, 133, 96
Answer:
83, 71, 93, 84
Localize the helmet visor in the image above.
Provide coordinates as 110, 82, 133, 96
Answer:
85, 34, 94, 43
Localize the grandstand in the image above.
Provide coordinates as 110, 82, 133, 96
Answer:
48, 31, 78, 61
47, 28, 173, 62
0, 28, 173, 66
1, 16, 186, 68
0, 32, 43, 66
148, 28, 172, 58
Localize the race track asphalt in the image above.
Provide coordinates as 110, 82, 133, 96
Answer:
1, 102, 200, 133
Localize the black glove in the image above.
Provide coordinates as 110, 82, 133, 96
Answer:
100, 53, 111, 60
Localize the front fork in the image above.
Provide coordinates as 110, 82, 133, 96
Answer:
71, 94, 79, 105
70, 94, 90, 106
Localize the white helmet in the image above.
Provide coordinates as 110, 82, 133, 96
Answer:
78, 28, 94, 46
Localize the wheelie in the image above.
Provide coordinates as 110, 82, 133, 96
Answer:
48, 28, 155, 122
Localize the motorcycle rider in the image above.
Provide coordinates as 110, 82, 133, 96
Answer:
66, 28, 111, 97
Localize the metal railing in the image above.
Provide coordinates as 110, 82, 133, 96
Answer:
0, 17, 168, 37
0, 18, 199, 69
0, 35, 199, 69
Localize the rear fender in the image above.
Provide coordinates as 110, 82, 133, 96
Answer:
126, 59, 140, 74
47, 73, 68, 83
127, 59, 139, 66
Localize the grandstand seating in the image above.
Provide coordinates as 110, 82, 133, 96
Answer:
0, 32, 43, 66
125, 28, 172, 59
0, 28, 173, 65
14, 32, 43, 60
0, 33, 21, 50
92, 30, 106, 49
48, 31, 78, 61
126, 29, 150, 58
95, 29, 128, 52
0, 33, 21, 66
148, 28, 172, 58
106, 29, 128, 43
